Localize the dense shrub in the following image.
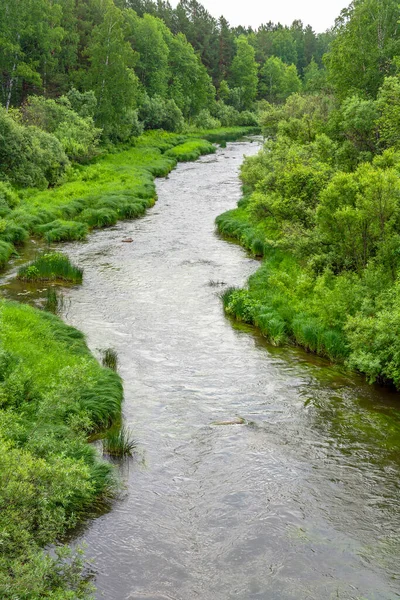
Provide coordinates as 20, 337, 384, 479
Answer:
21, 95, 102, 162
0, 107, 69, 188
139, 94, 184, 132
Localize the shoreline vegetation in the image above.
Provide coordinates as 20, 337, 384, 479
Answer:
0, 127, 257, 270
0, 126, 255, 599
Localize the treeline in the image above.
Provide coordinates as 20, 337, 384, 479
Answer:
0, 0, 330, 148
218, 0, 400, 389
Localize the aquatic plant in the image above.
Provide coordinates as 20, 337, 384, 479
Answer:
18, 252, 83, 283
103, 425, 137, 458
44, 287, 65, 314
102, 348, 118, 372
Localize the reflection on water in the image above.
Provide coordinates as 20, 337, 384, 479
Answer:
5, 140, 400, 599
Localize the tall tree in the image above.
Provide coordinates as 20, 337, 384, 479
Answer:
325, 0, 400, 99
229, 35, 258, 110
85, 0, 140, 140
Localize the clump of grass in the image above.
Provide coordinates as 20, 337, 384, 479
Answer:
103, 425, 137, 458
44, 287, 65, 314
0, 240, 17, 268
80, 207, 118, 228
165, 139, 216, 162
35, 219, 89, 242
101, 348, 118, 372
18, 252, 83, 283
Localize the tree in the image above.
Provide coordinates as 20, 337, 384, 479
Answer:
325, 0, 400, 99
85, 1, 140, 140
126, 12, 170, 97
229, 35, 258, 110
167, 32, 215, 118
260, 57, 301, 103
376, 76, 400, 148
0, 0, 63, 108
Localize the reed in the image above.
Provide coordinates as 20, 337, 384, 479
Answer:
101, 348, 118, 372
18, 252, 83, 283
103, 425, 137, 458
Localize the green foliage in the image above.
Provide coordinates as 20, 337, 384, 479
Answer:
0, 106, 69, 188
0, 300, 123, 596
139, 94, 184, 132
325, 0, 400, 99
21, 95, 101, 162
229, 36, 258, 111
218, 74, 400, 388
84, 1, 140, 141
193, 109, 221, 130
103, 425, 136, 457
18, 252, 83, 283
260, 57, 301, 103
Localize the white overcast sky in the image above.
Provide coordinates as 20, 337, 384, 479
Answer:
171, 0, 350, 33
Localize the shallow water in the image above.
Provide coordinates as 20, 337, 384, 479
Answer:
23, 141, 400, 599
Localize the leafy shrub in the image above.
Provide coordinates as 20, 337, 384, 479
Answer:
22, 95, 102, 162
139, 94, 184, 132
193, 109, 221, 130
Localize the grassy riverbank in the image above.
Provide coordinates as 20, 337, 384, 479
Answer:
217, 206, 349, 362
0, 127, 255, 598
0, 300, 123, 598
0, 127, 256, 261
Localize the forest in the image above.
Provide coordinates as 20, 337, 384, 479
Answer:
1, 0, 400, 597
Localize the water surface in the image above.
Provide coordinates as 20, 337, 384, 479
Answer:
48, 141, 399, 599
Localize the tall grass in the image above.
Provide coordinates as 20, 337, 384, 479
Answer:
103, 426, 137, 458
44, 286, 65, 314
101, 348, 118, 371
18, 252, 83, 283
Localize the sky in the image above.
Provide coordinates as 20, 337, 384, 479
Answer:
171, 0, 350, 33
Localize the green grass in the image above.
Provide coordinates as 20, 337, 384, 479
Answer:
165, 138, 216, 161
103, 425, 137, 458
18, 252, 83, 283
217, 209, 350, 362
0, 300, 124, 596
0, 128, 257, 270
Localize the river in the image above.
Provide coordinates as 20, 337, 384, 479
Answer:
53, 139, 399, 599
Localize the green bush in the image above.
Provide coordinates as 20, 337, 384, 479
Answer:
0, 107, 69, 188
139, 94, 184, 132
22, 95, 102, 162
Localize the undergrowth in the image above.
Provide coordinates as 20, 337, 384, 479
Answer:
0, 300, 124, 596
0, 128, 255, 270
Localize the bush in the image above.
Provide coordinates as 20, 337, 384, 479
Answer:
0, 107, 69, 188
139, 94, 184, 132
22, 95, 102, 162
193, 109, 221, 130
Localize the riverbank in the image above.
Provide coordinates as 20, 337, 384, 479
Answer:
0, 127, 257, 269
216, 195, 400, 389
0, 300, 123, 597
0, 128, 256, 598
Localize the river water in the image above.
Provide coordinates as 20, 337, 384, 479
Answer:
50, 140, 399, 599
